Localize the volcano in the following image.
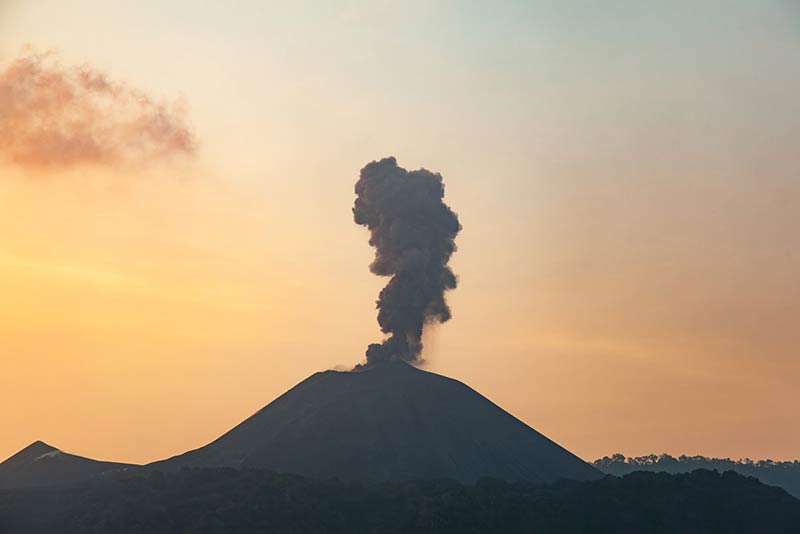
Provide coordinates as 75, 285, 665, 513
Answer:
0, 441, 134, 489
150, 362, 600, 483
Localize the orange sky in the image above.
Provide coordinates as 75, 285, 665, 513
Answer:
1, 1, 799, 465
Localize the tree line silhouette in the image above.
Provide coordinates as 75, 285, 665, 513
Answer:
595, 453, 800, 497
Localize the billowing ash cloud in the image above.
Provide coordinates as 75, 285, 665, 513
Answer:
353, 157, 461, 367
0, 50, 195, 169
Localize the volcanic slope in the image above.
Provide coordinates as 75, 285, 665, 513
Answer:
150, 362, 600, 483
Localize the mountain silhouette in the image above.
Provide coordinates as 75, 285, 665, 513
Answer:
0, 441, 134, 489
149, 361, 600, 483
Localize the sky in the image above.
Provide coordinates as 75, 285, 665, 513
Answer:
0, 0, 798, 465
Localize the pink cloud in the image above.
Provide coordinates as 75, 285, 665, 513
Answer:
0, 50, 196, 169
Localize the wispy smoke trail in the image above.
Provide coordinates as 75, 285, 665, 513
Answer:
353, 157, 461, 366
0, 49, 195, 169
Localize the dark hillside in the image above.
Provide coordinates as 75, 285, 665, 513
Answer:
0, 441, 134, 490
1, 468, 798, 534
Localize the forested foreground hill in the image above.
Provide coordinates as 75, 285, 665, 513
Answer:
1, 468, 799, 534
595, 454, 800, 497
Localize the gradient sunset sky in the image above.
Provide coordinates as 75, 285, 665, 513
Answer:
1, 0, 798, 465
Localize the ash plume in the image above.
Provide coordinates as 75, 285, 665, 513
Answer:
353, 157, 461, 367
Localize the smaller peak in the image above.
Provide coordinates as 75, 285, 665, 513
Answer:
22, 440, 58, 454
1, 441, 60, 466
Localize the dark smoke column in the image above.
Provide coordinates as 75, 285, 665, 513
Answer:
353, 157, 461, 366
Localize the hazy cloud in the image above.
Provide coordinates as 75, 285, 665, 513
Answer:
0, 49, 195, 169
